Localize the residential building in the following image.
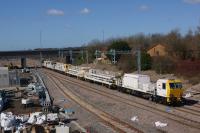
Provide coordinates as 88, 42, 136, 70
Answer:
147, 44, 167, 57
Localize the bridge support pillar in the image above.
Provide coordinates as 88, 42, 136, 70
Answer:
21, 57, 26, 68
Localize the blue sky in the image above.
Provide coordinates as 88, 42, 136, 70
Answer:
0, 0, 200, 51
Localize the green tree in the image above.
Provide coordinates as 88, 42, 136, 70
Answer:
107, 40, 131, 62
117, 55, 136, 73
141, 52, 152, 70
74, 53, 84, 65
86, 39, 107, 63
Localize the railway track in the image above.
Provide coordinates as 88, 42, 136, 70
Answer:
42, 69, 200, 130
193, 104, 200, 108
44, 71, 143, 133
175, 107, 200, 116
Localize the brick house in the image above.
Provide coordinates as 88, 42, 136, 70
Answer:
147, 44, 167, 57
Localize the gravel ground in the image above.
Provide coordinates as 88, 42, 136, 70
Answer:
4, 98, 41, 114
87, 122, 117, 133
185, 83, 200, 101
41, 72, 116, 133
41, 69, 200, 133
65, 81, 199, 133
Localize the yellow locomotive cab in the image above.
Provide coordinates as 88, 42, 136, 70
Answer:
166, 79, 183, 103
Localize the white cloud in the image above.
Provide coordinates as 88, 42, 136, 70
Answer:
80, 8, 91, 14
184, 0, 200, 4
139, 5, 150, 11
47, 9, 64, 16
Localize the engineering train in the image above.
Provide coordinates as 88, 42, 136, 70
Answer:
42, 60, 184, 105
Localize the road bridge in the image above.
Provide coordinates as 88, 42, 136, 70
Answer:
0, 47, 83, 57
0, 47, 86, 67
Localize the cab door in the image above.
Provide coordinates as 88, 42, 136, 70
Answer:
156, 80, 167, 97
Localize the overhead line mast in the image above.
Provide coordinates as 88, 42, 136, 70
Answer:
40, 30, 43, 67
95, 49, 141, 74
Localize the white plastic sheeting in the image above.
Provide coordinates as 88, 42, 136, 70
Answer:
0, 112, 30, 131
47, 113, 58, 121
21, 98, 33, 105
16, 115, 29, 123
0, 112, 16, 131
15, 124, 26, 133
184, 93, 192, 98
131, 116, 139, 122
27, 112, 46, 125
35, 115, 46, 125
155, 121, 168, 127
0, 112, 61, 132
0, 112, 68, 133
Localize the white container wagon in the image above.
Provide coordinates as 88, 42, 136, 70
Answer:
67, 66, 90, 78
122, 74, 155, 94
43, 61, 55, 70
84, 69, 117, 86
54, 62, 66, 72
84, 69, 122, 87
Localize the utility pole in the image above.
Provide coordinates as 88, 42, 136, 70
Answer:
86, 50, 89, 64
69, 50, 73, 64
61, 49, 63, 59
95, 49, 141, 73
102, 30, 105, 44
61, 49, 64, 60
111, 49, 116, 64
137, 50, 141, 74
58, 48, 60, 61
95, 50, 99, 60
81, 50, 84, 61
40, 30, 43, 67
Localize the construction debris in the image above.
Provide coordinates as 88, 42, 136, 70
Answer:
0, 112, 15, 131
21, 98, 33, 105
27, 112, 46, 125
155, 121, 168, 128
184, 93, 192, 98
0, 110, 71, 132
131, 116, 139, 122
47, 113, 59, 122
0, 69, 85, 133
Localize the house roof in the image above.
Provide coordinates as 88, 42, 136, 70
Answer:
147, 44, 167, 51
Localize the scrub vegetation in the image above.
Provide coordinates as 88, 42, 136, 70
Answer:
84, 26, 200, 84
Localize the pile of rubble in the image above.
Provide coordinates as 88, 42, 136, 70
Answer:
0, 111, 60, 132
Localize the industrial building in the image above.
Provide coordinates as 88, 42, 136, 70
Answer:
0, 67, 9, 88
